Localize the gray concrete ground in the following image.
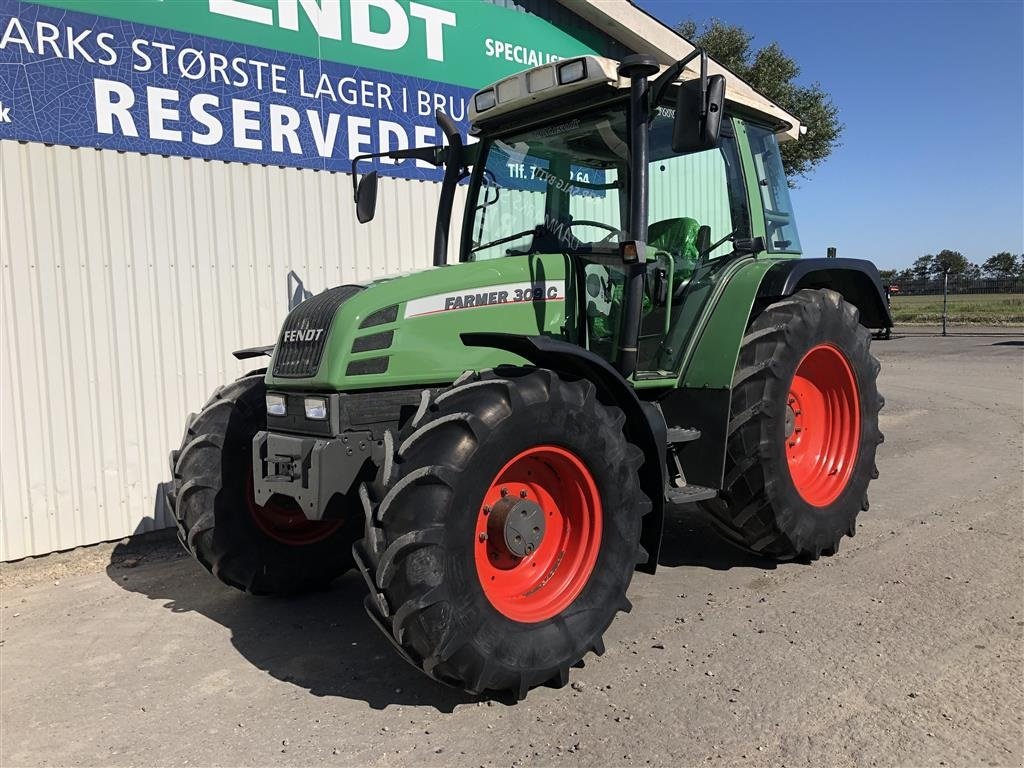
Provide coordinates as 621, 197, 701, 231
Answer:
2, 331, 1023, 768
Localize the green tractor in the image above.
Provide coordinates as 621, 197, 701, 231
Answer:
168, 52, 887, 699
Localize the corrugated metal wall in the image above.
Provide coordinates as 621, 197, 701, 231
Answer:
0, 140, 464, 560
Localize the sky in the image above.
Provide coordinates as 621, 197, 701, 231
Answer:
636, 0, 1024, 270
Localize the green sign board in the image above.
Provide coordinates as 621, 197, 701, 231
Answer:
32, 0, 599, 88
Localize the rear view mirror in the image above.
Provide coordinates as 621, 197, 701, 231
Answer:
355, 171, 379, 224
672, 74, 726, 154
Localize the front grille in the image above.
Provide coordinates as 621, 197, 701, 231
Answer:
273, 285, 363, 378
352, 330, 393, 353
360, 304, 398, 328
346, 357, 390, 376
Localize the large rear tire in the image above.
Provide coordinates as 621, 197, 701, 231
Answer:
168, 374, 358, 595
700, 289, 884, 560
355, 368, 650, 699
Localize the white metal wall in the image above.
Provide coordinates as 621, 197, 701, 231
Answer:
0, 140, 463, 561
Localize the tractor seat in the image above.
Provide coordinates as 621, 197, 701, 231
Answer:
648, 217, 700, 285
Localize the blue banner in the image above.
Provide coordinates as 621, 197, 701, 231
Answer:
0, 1, 477, 180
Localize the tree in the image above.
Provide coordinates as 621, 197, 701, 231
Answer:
981, 251, 1020, 278
893, 269, 915, 285
932, 249, 969, 276
676, 19, 842, 182
911, 255, 934, 281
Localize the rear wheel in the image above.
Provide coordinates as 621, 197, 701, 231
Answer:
701, 289, 884, 559
355, 368, 650, 699
168, 374, 358, 595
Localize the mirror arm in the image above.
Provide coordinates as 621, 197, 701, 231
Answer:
648, 47, 704, 119
350, 146, 444, 201
433, 109, 465, 267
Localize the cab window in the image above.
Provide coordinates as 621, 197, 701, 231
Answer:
746, 123, 801, 253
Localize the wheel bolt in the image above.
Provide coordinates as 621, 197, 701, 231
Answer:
500, 487, 509, 497
482, 505, 491, 515
519, 489, 528, 498
479, 532, 488, 542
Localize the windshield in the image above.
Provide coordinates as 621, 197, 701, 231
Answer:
466, 105, 630, 261
464, 102, 744, 263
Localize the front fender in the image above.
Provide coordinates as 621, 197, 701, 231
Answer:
461, 332, 666, 574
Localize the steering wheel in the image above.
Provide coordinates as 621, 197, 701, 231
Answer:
569, 220, 622, 243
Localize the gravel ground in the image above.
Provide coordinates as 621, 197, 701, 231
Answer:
2, 331, 1022, 768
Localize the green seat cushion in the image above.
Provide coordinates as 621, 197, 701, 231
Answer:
648, 217, 700, 282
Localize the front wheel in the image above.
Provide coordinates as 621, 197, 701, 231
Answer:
701, 289, 884, 560
355, 368, 651, 699
168, 374, 359, 595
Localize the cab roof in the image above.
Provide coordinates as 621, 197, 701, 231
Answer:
482, 0, 801, 142
468, 54, 798, 139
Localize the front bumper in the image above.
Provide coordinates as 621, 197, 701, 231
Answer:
252, 430, 380, 520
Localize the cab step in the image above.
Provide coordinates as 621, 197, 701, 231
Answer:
667, 427, 701, 444
665, 485, 718, 505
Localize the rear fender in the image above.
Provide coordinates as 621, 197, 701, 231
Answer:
462, 332, 666, 573
757, 258, 893, 328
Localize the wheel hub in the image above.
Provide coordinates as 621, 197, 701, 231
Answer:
784, 399, 798, 438
487, 493, 546, 558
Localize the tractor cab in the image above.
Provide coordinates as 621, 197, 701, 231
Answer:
355, 52, 803, 382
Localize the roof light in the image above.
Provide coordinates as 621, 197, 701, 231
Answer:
496, 77, 521, 103
558, 59, 587, 84
474, 89, 496, 112
527, 67, 555, 93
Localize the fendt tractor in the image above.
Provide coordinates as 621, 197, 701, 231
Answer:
168, 51, 888, 699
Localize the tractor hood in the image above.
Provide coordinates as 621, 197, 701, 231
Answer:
265, 254, 573, 391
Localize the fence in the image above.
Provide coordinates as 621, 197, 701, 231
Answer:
885, 276, 1024, 296
884, 276, 1024, 334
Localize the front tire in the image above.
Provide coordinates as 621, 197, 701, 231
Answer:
701, 289, 884, 559
168, 374, 359, 595
355, 368, 650, 699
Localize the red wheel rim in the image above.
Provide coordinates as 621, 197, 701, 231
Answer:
785, 344, 861, 507
246, 470, 341, 546
474, 446, 603, 623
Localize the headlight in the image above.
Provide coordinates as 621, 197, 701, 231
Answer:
265, 394, 286, 417
304, 397, 328, 420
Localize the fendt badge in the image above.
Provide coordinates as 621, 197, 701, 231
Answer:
282, 328, 326, 343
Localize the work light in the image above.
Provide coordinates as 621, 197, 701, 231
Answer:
265, 393, 286, 417
304, 397, 328, 420
474, 89, 496, 112
497, 77, 520, 103
527, 67, 555, 93
558, 59, 587, 84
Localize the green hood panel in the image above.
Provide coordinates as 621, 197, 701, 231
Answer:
265, 254, 573, 391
